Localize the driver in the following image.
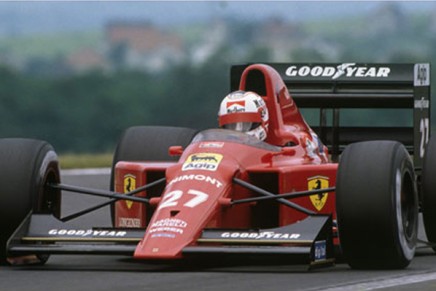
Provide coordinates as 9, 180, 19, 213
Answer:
218, 90, 269, 141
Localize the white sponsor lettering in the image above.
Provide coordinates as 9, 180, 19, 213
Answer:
414, 63, 430, 86
119, 217, 141, 228
414, 98, 430, 110
48, 229, 127, 237
221, 231, 301, 240
314, 240, 327, 261
168, 174, 223, 188
285, 63, 391, 80
199, 142, 224, 148
149, 227, 184, 235
151, 233, 176, 238
151, 218, 188, 228
149, 218, 188, 235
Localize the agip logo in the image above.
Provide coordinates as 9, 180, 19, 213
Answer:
182, 153, 223, 171
308, 176, 329, 211
123, 174, 136, 209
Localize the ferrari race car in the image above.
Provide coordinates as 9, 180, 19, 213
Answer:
0, 63, 434, 270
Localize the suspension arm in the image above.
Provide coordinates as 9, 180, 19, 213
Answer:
232, 186, 336, 205
49, 183, 150, 203
232, 178, 317, 215
48, 177, 166, 222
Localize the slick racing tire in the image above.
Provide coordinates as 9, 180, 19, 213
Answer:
336, 141, 418, 269
110, 126, 197, 225
0, 138, 61, 265
422, 136, 436, 251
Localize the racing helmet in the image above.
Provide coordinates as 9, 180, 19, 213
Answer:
218, 91, 269, 141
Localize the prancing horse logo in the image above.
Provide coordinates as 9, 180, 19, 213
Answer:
308, 176, 329, 211
123, 174, 136, 209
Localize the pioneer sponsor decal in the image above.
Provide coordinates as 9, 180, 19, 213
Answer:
48, 229, 127, 237
221, 231, 301, 240
314, 240, 327, 261
149, 218, 188, 238
414, 98, 430, 110
168, 174, 223, 188
182, 153, 223, 171
285, 63, 391, 80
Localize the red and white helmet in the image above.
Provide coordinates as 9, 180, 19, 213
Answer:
218, 91, 269, 141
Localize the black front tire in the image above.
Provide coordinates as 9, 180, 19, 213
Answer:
110, 126, 197, 225
422, 136, 436, 250
0, 138, 61, 265
336, 141, 418, 269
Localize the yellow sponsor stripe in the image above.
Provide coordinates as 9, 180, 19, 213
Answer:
197, 238, 313, 245
21, 236, 141, 243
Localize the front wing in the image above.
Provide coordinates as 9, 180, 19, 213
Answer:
7, 213, 334, 269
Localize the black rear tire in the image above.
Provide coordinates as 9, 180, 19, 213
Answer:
422, 136, 436, 250
0, 138, 61, 265
110, 126, 197, 225
336, 141, 418, 269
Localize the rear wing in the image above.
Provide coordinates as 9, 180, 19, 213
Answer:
231, 63, 431, 168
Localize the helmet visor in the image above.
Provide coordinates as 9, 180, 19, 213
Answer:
223, 122, 260, 132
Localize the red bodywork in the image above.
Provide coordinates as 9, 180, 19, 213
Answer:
114, 64, 338, 260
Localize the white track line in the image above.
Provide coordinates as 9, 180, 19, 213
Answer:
321, 272, 436, 291
61, 168, 436, 291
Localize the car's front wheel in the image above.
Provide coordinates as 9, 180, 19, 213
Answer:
336, 141, 418, 269
0, 138, 61, 265
422, 135, 436, 251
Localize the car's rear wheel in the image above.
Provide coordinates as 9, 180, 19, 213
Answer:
422, 136, 436, 251
110, 126, 197, 225
336, 141, 418, 269
0, 138, 61, 265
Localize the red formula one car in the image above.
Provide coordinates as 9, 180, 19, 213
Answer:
0, 63, 434, 270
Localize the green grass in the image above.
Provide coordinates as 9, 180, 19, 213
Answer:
59, 153, 113, 169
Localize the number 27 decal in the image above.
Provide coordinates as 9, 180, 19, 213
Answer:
420, 118, 430, 158
158, 189, 208, 210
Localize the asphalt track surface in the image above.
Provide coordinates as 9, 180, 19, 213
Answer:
2, 169, 436, 291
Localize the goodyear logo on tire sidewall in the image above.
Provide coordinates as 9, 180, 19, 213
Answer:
308, 176, 329, 211
182, 153, 223, 171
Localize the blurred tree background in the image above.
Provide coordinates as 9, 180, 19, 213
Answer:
0, 61, 230, 153
0, 2, 435, 154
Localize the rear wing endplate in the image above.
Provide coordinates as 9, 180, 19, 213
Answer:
231, 63, 431, 168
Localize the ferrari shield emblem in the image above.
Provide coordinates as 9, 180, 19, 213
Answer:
123, 174, 136, 209
308, 176, 329, 211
